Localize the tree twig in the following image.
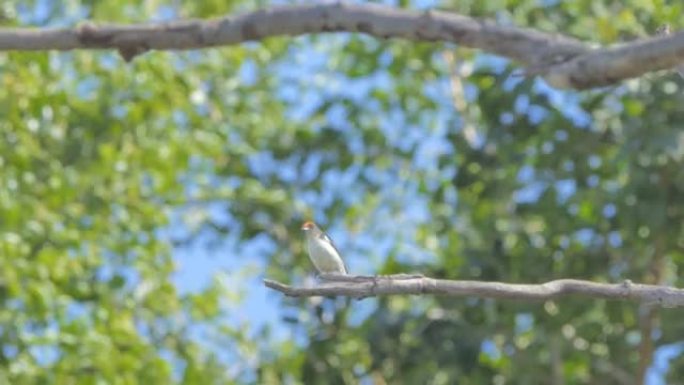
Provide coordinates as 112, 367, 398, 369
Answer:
637, 225, 668, 383
263, 275, 684, 307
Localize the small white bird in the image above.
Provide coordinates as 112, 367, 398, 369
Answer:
301, 221, 348, 275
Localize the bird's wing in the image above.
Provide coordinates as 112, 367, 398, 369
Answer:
319, 231, 348, 274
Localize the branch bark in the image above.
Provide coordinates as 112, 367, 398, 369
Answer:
2, 3, 684, 89
264, 275, 684, 307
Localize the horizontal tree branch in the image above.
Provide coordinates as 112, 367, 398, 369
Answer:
542, 31, 684, 89
2, 3, 684, 89
264, 274, 684, 307
0, 3, 588, 63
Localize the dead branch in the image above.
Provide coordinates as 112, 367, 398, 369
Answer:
264, 275, 684, 307
2, 3, 684, 88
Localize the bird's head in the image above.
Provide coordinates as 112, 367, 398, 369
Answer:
301, 221, 317, 232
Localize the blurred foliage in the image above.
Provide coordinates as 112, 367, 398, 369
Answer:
1, 0, 684, 384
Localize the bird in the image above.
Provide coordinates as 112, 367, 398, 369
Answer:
301, 221, 348, 275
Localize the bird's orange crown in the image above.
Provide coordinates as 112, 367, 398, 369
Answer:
301, 221, 315, 230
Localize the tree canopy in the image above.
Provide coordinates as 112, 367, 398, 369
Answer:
1, 1, 684, 384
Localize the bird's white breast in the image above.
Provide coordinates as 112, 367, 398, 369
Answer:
307, 236, 347, 274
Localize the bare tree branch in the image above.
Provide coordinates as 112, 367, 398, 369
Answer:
0, 3, 587, 62
263, 275, 684, 307
541, 32, 684, 89
2, 3, 684, 88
